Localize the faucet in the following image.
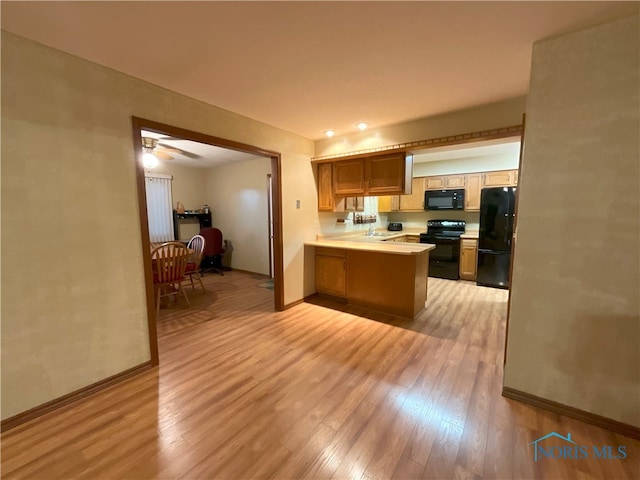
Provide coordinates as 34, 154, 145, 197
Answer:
367, 225, 375, 236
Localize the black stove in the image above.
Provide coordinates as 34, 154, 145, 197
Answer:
419, 220, 466, 280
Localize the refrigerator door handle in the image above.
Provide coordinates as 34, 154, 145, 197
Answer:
504, 216, 510, 245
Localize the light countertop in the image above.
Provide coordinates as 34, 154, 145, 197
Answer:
460, 231, 479, 239
306, 229, 434, 255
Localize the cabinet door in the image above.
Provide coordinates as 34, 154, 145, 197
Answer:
484, 170, 514, 187
378, 195, 399, 212
316, 251, 347, 297
465, 174, 482, 211
459, 239, 478, 281
366, 153, 405, 194
317, 162, 334, 212
445, 175, 465, 188
399, 177, 425, 211
513, 170, 518, 185
425, 176, 445, 190
344, 196, 365, 212
334, 160, 366, 195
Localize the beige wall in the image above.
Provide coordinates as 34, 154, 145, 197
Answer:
1, 32, 314, 419
206, 158, 272, 276
150, 163, 209, 240
153, 162, 208, 213
505, 15, 640, 426
413, 152, 519, 177
314, 96, 526, 158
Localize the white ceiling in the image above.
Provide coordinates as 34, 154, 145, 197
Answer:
141, 130, 264, 168
2, 2, 637, 140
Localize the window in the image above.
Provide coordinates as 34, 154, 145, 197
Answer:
144, 173, 174, 243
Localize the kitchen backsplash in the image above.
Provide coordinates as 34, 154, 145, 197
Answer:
385, 211, 480, 231
318, 209, 479, 234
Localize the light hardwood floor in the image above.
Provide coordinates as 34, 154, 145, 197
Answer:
2, 271, 638, 479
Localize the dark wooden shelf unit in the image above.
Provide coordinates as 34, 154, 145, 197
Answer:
173, 211, 212, 240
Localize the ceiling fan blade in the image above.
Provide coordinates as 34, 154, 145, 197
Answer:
154, 150, 173, 160
157, 136, 190, 141
156, 145, 182, 154
158, 143, 201, 159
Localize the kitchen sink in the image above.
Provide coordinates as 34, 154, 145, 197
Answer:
367, 232, 395, 237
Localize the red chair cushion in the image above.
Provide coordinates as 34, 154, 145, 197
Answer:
185, 262, 197, 273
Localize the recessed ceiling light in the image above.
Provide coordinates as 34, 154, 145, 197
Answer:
324, 129, 336, 138
356, 122, 369, 131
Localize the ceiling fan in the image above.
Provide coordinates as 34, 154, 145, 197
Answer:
141, 136, 199, 161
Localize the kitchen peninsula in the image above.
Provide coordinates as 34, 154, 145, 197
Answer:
305, 234, 435, 319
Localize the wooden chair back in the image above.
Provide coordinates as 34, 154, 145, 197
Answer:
151, 242, 190, 284
186, 234, 206, 268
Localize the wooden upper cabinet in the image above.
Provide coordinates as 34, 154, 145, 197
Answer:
317, 162, 334, 212
366, 152, 407, 194
344, 196, 365, 212
333, 160, 366, 195
378, 195, 399, 212
465, 173, 482, 211
425, 176, 445, 190
328, 151, 411, 197
399, 177, 425, 211
425, 174, 465, 190
484, 170, 517, 187
445, 175, 465, 188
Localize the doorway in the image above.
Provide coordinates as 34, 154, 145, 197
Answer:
131, 117, 284, 366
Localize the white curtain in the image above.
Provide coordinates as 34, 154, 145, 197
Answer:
145, 173, 174, 243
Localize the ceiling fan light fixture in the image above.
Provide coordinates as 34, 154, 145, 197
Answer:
143, 151, 159, 169
142, 137, 158, 149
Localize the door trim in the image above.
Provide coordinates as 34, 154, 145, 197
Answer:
131, 117, 285, 366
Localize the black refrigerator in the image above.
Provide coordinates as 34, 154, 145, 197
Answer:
477, 187, 516, 289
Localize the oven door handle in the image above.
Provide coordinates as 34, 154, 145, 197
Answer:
424, 236, 460, 243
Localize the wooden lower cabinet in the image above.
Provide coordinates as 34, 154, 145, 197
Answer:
314, 245, 429, 319
459, 239, 478, 281
384, 235, 419, 243
315, 248, 346, 297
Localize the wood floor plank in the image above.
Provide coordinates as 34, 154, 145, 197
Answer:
2, 272, 639, 480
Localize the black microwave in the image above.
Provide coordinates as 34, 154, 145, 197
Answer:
424, 189, 465, 210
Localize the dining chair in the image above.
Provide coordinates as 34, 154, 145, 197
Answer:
151, 241, 191, 317
185, 234, 206, 291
